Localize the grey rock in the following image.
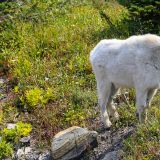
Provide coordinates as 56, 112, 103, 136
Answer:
0, 78, 4, 84
16, 147, 39, 160
20, 136, 31, 143
25, 147, 32, 154
25, 147, 39, 160
19, 136, 31, 147
16, 148, 25, 160
51, 126, 98, 160
102, 151, 118, 160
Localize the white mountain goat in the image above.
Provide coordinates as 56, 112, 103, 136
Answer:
90, 34, 160, 128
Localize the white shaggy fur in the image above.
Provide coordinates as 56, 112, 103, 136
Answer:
90, 34, 160, 128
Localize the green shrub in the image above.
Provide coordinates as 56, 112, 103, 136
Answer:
24, 87, 54, 108
1, 128, 17, 142
0, 140, 13, 159
1, 122, 32, 143
15, 121, 32, 138
25, 87, 44, 107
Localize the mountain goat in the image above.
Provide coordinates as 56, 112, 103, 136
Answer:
90, 34, 160, 128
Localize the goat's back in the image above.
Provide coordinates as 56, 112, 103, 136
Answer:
90, 34, 160, 88
125, 34, 160, 51
90, 39, 123, 65
90, 34, 160, 64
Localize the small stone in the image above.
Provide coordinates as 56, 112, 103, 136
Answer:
20, 136, 31, 143
45, 77, 49, 81
16, 148, 25, 160
19, 136, 30, 146
7, 123, 16, 129
38, 151, 52, 160
0, 79, 4, 84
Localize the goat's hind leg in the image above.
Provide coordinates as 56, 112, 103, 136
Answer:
136, 89, 148, 123
98, 81, 112, 128
144, 89, 157, 121
107, 84, 119, 121
96, 72, 112, 128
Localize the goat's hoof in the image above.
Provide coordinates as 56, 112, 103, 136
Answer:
104, 120, 112, 128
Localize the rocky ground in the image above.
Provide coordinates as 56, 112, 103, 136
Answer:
1, 75, 136, 160
0, 76, 52, 160
85, 126, 135, 160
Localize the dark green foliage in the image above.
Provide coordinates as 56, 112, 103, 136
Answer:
119, 0, 160, 34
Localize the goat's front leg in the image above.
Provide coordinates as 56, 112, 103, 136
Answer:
107, 84, 119, 121
136, 89, 148, 123
99, 101, 112, 128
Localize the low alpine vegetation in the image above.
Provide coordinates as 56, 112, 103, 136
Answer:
0, 0, 160, 159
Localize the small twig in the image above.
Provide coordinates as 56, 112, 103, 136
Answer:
123, 93, 131, 109
99, 10, 122, 35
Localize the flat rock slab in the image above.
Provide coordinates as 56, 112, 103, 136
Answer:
51, 126, 98, 160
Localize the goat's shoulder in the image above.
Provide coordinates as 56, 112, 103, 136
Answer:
142, 34, 160, 48
125, 34, 160, 50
